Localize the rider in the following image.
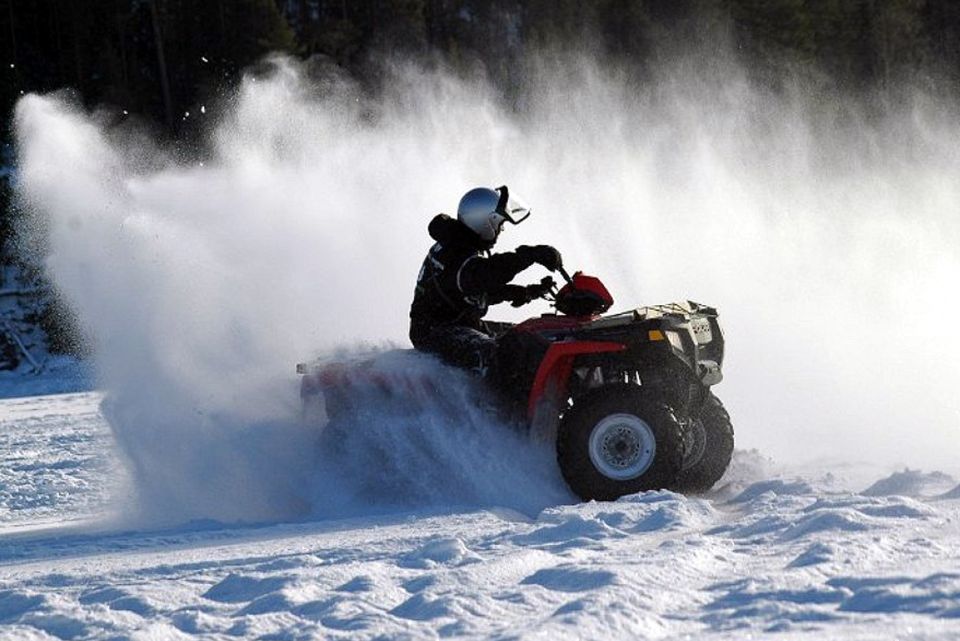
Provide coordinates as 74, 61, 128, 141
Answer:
409, 185, 562, 375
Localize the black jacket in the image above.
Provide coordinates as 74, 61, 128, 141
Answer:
409, 214, 541, 343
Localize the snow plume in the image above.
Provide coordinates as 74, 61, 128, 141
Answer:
307, 351, 571, 517
12, 53, 960, 523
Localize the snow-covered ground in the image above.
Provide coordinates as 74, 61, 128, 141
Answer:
1, 392, 958, 640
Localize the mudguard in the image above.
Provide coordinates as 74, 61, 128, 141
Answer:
526, 340, 626, 420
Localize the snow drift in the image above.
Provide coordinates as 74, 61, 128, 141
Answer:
2, 392, 958, 641
12, 54, 960, 523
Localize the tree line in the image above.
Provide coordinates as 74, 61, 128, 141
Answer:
2, 1, 959, 146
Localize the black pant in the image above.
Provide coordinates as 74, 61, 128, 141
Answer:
410, 323, 497, 376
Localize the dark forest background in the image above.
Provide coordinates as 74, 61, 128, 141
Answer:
3, 1, 960, 145
1, 0, 959, 364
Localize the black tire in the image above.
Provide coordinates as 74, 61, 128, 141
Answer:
673, 392, 734, 493
557, 384, 684, 501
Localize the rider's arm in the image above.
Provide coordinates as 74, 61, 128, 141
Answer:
487, 284, 527, 305
458, 251, 534, 295
458, 246, 561, 296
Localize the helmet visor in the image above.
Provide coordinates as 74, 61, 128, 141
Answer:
495, 187, 532, 225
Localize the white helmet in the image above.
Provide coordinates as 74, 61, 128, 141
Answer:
457, 185, 531, 242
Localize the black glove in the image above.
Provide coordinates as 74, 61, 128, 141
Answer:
517, 245, 563, 272
510, 276, 555, 307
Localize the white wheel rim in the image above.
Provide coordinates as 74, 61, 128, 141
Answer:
588, 413, 657, 480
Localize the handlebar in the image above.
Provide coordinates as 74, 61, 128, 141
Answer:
536, 275, 558, 302
529, 268, 572, 304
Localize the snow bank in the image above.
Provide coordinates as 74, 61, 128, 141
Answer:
0, 357, 92, 399
862, 469, 957, 498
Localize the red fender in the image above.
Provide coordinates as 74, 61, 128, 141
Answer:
527, 340, 626, 420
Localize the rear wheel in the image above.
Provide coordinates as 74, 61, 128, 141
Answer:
557, 385, 683, 501
673, 392, 734, 493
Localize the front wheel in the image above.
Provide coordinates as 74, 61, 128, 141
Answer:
672, 392, 734, 493
557, 385, 683, 501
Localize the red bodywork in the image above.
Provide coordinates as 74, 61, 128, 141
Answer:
516, 271, 621, 418
525, 339, 625, 419
302, 272, 626, 427
559, 273, 613, 308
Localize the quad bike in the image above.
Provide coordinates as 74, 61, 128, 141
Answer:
298, 270, 733, 501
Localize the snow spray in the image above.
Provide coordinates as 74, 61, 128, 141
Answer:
13, 54, 960, 522
305, 350, 571, 517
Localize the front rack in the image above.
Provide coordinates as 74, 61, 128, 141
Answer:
584, 301, 717, 330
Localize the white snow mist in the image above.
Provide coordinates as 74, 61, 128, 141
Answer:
13, 55, 960, 522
